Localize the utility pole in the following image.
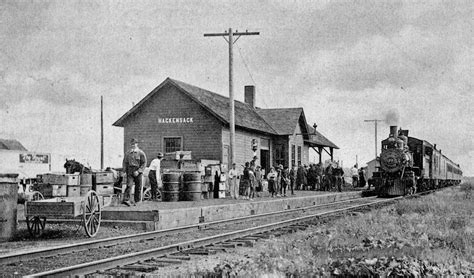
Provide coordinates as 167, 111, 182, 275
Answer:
204, 29, 259, 167
364, 119, 383, 159
100, 96, 104, 170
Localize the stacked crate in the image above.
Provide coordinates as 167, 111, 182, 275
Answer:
93, 172, 115, 206
41, 173, 80, 197
80, 174, 93, 196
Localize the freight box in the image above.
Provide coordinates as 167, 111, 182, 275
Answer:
31, 183, 53, 197
164, 151, 192, 160
80, 185, 92, 196
93, 172, 115, 184
43, 173, 80, 186
218, 191, 226, 199
67, 186, 81, 197
52, 184, 67, 197
96, 184, 114, 195
80, 174, 92, 185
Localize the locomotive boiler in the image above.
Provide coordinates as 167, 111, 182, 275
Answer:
373, 126, 462, 197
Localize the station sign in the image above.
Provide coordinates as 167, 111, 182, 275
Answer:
158, 117, 193, 124
19, 153, 50, 164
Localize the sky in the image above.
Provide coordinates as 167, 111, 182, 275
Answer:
1, 0, 473, 175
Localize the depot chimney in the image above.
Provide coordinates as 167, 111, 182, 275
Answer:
244, 85, 256, 108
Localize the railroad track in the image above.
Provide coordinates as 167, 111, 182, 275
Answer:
1, 196, 374, 266
5, 188, 446, 277
23, 196, 400, 277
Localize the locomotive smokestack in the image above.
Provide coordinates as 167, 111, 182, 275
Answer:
390, 126, 398, 138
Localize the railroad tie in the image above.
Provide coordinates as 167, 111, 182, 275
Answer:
150, 257, 183, 264
184, 248, 217, 255
167, 254, 192, 260
228, 240, 255, 247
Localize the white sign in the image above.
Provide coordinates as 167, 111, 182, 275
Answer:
158, 117, 193, 124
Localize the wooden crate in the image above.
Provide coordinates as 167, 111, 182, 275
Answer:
93, 172, 115, 184
52, 184, 67, 197
96, 184, 114, 195
218, 191, 226, 199
43, 174, 80, 186
67, 186, 81, 197
80, 174, 92, 185
164, 151, 192, 160
31, 183, 53, 197
80, 185, 92, 196
98, 195, 115, 207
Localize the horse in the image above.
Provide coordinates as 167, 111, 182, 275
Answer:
64, 159, 93, 174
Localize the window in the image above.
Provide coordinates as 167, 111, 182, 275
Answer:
164, 137, 182, 153
291, 145, 296, 167
297, 146, 302, 166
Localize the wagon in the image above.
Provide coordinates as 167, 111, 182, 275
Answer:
24, 191, 102, 238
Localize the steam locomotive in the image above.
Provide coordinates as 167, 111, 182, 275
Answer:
372, 126, 462, 197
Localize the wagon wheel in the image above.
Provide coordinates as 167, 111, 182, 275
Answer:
26, 216, 46, 238
156, 189, 162, 201
143, 188, 162, 201
143, 188, 152, 201
82, 191, 101, 238
31, 191, 44, 201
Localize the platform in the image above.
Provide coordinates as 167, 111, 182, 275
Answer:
101, 190, 362, 231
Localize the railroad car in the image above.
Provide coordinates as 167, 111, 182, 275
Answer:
372, 126, 462, 197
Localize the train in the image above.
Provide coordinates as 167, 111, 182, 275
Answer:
372, 126, 462, 197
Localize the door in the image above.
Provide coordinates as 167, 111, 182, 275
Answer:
260, 149, 269, 176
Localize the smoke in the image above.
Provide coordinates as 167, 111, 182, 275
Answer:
385, 109, 400, 125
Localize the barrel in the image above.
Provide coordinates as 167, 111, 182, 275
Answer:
182, 172, 202, 201
162, 172, 181, 202
0, 174, 19, 242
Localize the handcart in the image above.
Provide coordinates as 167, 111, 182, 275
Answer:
24, 190, 102, 238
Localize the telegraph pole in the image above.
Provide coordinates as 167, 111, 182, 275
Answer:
204, 29, 259, 167
364, 119, 383, 159
100, 96, 104, 170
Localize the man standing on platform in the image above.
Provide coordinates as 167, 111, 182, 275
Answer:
148, 152, 163, 201
122, 138, 147, 206
228, 163, 238, 199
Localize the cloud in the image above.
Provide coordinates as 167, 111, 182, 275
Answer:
296, 25, 457, 91
0, 67, 96, 109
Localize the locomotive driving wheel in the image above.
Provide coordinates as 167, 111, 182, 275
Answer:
26, 216, 46, 238
82, 191, 101, 237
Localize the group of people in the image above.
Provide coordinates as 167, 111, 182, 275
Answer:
290, 163, 346, 192
227, 159, 352, 201
122, 137, 366, 206
350, 164, 368, 188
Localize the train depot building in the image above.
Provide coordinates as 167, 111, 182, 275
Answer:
113, 78, 338, 173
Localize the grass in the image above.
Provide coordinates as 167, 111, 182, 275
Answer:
208, 184, 473, 276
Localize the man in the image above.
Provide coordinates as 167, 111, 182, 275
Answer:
148, 152, 163, 201
248, 162, 257, 200
228, 163, 238, 199
351, 164, 359, 188
280, 165, 290, 197
289, 165, 297, 195
324, 163, 334, 191
122, 138, 147, 206
334, 163, 344, 192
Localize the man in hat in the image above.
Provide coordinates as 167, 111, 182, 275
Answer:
148, 152, 164, 200
122, 138, 147, 206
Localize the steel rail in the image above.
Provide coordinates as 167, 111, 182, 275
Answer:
27, 197, 401, 277
0, 195, 374, 265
